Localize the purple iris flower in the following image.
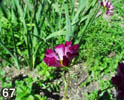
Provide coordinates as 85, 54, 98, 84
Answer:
98, 0, 114, 16
112, 62, 124, 99
43, 41, 79, 67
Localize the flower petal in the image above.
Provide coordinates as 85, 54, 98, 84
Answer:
98, 0, 114, 16
118, 88, 124, 99
112, 76, 123, 86
109, 5, 114, 10
117, 62, 124, 76
45, 49, 59, 60
43, 57, 62, 67
106, 10, 113, 16
70, 44, 79, 54
112, 62, 124, 99
44, 41, 79, 67
55, 44, 65, 60
103, 0, 107, 6
63, 56, 70, 66
65, 41, 71, 55
66, 44, 80, 61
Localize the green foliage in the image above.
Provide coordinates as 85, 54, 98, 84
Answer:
79, 0, 124, 99
0, 0, 98, 69
0, 0, 53, 69
15, 77, 46, 100
0, 0, 124, 100
85, 91, 98, 100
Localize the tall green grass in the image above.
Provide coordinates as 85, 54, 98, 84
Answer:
0, 0, 98, 70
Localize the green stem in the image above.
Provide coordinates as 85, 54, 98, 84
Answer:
62, 72, 70, 100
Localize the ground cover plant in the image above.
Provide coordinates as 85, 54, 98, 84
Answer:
0, 0, 124, 100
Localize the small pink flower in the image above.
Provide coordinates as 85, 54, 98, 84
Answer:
98, 0, 114, 16
43, 41, 79, 67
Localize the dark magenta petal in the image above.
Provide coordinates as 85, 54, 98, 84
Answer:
65, 41, 71, 46
117, 62, 124, 75
45, 49, 59, 60
65, 44, 79, 61
112, 62, 124, 99
69, 44, 79, 54
112, 76, 123, 86
63, 56, 70, 66
43, 57, 61, 67
118, 88, 124, 99
67, 52, 78, 61
100, 2, 104, 6
112, 63, 124, 86
98, 0, 103, 6
67, 52, 72, 58
106, 2, 110, 8
65, 41, 71, 55
70, 44, 79, 51
106, 10, 113, 16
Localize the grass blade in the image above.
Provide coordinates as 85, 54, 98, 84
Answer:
46, 30, 68, 40
0, 41, 19, 68
72, 0, 89, 24
65, 4, 72, 41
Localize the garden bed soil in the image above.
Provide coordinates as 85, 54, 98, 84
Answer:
1, 63, 117, 100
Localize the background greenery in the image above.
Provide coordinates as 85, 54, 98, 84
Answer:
0, 0, 124, 100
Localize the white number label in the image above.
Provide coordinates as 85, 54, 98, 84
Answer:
2, 88, 9, 98
9, 88, 16, 97
1, 88, 16, 98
